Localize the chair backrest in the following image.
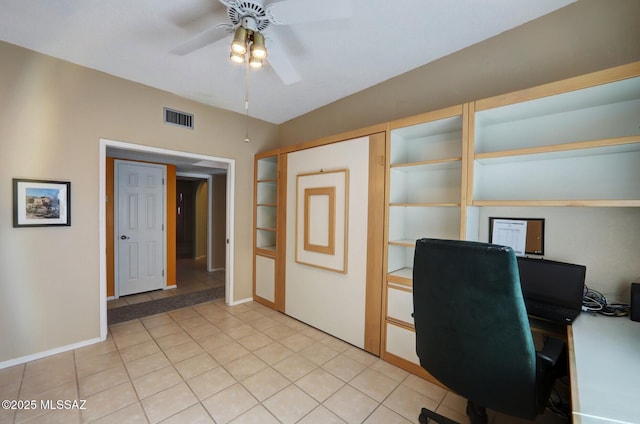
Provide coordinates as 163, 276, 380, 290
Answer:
413, 238, 537, 418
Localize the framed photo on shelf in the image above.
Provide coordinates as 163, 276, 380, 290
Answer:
13, 179, 71, 227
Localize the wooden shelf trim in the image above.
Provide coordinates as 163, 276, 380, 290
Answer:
472, 199, 640, 207
387, 275, 412, 287
386, 316, 415, 331
475, 135, 640, 161
388, 267, 413, 285
257, 178, 277, 183
388, 280, 413, 291
389, 202, 461, 207
390, 157, 462, 169
388, 239, 416, 247
256, 246, 276, 256
256, 226, 277, 232
256, 203, 277, 207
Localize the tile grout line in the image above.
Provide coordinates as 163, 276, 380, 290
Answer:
105, 322, 149, 424
72, 349, 81, 423
10, 363, 26, 424
165, 307, 219, 424
13, 300, 457, 424
188, 303, 283, 423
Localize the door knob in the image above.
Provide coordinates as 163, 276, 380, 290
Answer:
120, 235, 130, 240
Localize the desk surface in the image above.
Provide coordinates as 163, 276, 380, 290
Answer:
569, 313, 640, 424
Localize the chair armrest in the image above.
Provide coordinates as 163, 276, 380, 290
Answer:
537, 337, 564, 368
535, 337, 566, 413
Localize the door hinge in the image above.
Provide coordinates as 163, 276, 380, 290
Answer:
162, 269, 165, 277
162, 178, 165, 185
162, 224, 164, 231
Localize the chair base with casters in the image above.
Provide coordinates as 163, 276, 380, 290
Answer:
412, 238, 567, 424
418, 401, 486, 424
418, 408, 457, 424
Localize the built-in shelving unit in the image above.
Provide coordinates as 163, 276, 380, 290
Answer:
471, 73, 640, 209
381, 63, 640, 381
255, 156, 278, 254
386, 107, 466, 286
252, 61, 640, 384
254, 153, 279, 307
381, 105, 467, 379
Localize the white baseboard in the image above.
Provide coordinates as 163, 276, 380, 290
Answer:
164, 285, 177, 290
0, 337, 102, 370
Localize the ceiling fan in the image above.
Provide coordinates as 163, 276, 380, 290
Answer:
170, 0, 352, 85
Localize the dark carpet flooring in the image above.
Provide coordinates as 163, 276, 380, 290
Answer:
108, 286, 225, 325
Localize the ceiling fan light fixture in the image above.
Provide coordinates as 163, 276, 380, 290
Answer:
250, 31, 267, 59
231, 26, 248, 54
248, 55, 263, 68
230, 51, 245, 63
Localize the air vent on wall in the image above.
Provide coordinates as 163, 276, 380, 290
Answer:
163, 107, 194, 129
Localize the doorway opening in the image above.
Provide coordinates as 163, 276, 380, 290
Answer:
174, 172, 227, 299
99, 139, 235, 339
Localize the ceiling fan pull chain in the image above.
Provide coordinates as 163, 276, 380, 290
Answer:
244, 61, 251, 143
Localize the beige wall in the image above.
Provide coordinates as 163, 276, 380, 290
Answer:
278, 0, 640, 146
477, 207, 640, 302
212, 174, 228, 270
0, 41, 278, 363
2, 0, 640, 365
195, 180, 208, 259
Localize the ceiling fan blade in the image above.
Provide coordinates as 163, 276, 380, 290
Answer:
266, 34, 301, 85
170, 26, 230, 56
266, 0, 353, 25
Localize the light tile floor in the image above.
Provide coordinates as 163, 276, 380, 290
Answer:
0, 300, 569, 424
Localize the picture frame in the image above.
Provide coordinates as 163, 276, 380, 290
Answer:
13, 179, 71, 227
295, 169, 349, 273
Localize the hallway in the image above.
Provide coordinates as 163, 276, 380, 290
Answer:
107, 258, 225, 322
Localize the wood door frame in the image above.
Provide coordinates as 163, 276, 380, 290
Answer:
99, 139, 236, 342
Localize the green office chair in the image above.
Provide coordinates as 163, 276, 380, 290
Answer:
412, 238, 565, 423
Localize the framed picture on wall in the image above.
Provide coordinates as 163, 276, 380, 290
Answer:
13, 179, 71, 227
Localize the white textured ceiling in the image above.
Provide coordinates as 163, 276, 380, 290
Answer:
0, 0, 575, 124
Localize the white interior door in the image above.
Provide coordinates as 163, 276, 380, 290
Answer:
116, 160, 166, 296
